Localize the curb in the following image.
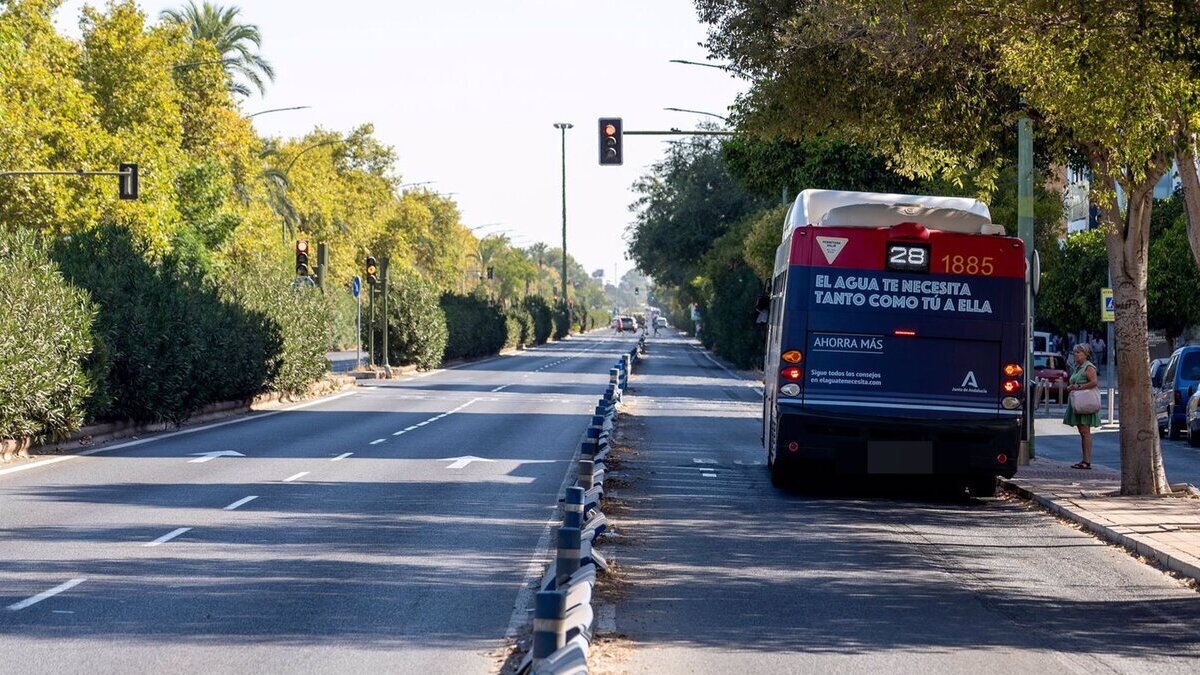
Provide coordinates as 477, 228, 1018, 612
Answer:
1000, 478, 1200, 583
8, 375, 356, 462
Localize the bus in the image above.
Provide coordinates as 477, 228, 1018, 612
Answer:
763, 189, 1027, 496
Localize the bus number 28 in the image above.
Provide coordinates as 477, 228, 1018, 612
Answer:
940, 255, 994, 275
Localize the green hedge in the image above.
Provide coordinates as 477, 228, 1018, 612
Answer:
553, 305, 571, 340
0, 229, 96, 441
54, 228, 274, 423
505, 306, 533, 348
440, 292, 505, 360
523, 296, 554, 344
379, 269, 448, 369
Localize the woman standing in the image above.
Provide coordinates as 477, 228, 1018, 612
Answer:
1064, 343, 1101, 469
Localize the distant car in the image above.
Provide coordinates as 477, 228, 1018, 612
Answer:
1155, 345, 1200, 439
1033, 352, 1068, 386
614, 316, 636, 332
655, 316, 668, 328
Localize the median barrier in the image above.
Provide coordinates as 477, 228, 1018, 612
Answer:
519, 347, 640, 674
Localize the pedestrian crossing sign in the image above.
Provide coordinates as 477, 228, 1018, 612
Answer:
1101, 287, 1114, 322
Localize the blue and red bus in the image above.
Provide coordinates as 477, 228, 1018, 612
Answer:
763, 190, 1028, 495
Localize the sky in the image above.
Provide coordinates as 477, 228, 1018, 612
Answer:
55, 0, 748, 283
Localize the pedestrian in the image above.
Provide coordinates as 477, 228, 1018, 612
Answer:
1098, 337, 1107, 366
1064, 343, 1101, 469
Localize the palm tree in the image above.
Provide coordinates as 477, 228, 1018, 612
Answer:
162, 1, 275, 96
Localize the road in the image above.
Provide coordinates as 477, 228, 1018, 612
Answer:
0, 334, 635, 674
602, 335, 1200, 674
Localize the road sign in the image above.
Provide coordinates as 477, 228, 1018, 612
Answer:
1101, 287, 1114, 322
352, 275, 361, 298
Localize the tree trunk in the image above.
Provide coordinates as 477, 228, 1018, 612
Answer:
1097, 168, 1171, 496
1175, 146, 1200, 268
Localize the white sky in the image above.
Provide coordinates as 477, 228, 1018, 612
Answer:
55, 0, 747, 282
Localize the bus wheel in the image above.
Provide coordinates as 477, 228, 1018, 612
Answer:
967, 476, 997, 498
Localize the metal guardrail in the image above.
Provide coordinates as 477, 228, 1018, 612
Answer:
520, 335, 644, 675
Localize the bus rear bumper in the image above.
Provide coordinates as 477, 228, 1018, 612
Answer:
775, 405, 1019, 479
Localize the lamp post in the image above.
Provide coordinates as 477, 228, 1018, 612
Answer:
663, 107, 729, 122
553, 122, 573, 311
247, 105, 311, 118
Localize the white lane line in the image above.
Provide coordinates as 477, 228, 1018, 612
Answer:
283, 472, 309, 482
370, 438, 386, 445
332, 452, 353, 461
491, 384, 509, 392
223, 495, 258, 511
404, 425, 419, 431
145, 527, 192, 547
7, 578, 87, 611
0, 390, 357, 479
416, 421, 431, 427
693, 458, 717, 464
702, 472, 718, 478
392, 430, 407, 436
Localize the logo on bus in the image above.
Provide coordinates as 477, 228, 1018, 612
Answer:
815, 236, 848, 264
953, 370, 988, 395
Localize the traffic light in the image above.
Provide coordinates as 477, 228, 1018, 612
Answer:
295, 240, 310, 276
634, 286, 640, 297
118, 163, 139, 200
365, 256, 378, 286
598, 118, 623, 165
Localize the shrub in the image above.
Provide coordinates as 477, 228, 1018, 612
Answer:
220, 253, 331, 397
0, 229, 95, 441
553, 304, 570, 340
439, 292, 505, 360
380, 268, 448, 369
505, 306, 533, 348
328, 283, 359, 351
523, 295, 554, 344
54, 227, 279, 423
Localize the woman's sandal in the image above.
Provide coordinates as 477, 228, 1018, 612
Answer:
1071, 462, 1092, 470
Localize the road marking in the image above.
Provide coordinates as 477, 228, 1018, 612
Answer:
491, 384, 509, 392
404, 425, 419, 431
442, 455, 496, 470
370, 438, 386, 445
416, 421, 431, 427
692, 458, 717, 464
702, 472, 717, 478
332, 452, 353, 461
283, 472, 309, 482
0, 390, 357, 480
188, 450, 245, 463
223, 495, 258, 511
7, 578, 87, 611
145, 528, 191, 547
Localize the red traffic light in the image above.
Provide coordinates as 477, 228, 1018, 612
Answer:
296, 239, 309, 253
598, 117, 623, 166
604, 124, 617, 136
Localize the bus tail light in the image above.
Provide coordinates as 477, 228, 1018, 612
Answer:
780, 383, 801, 396
1002, 379, 1022, 394
1003, 363, 1023, 377
781, 350, 803, 364
781, 367, 804, 381
997, 453, 1009, 464
894, 329, 917, 337
787, 441, 800, 453
1001, 396, 1021, 410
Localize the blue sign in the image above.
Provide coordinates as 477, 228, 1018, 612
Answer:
352, 275, 362, 299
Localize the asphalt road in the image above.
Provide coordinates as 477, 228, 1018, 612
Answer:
604, 335, 1200, 674
0, 333, 636, 674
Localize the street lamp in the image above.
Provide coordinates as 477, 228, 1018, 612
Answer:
664, 107, 729, 122
553, 122, 573, 309
668, 58, 750, 78
247, 105, 312, 118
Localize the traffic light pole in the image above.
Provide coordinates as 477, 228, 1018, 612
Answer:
368, 285, 376, 367
381, 256, 390, 370
1, 166, 139, 199
316, 243, 328, 291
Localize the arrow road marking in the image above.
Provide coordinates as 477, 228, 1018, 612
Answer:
442, 456, 496, 470
188, 451, 245, 463
145, 528, 191, 547
7, 578, 87, 611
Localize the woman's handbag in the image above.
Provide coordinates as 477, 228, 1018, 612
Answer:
1070, 387, 1101, 415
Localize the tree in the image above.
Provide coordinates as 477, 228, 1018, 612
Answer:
161, 1, 275, 96
1037, 229, 1107, 339
1149, 199, 1200, 351
696, 0, 1194, 494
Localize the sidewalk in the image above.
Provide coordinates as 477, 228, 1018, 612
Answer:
1003, 458, 1200, 584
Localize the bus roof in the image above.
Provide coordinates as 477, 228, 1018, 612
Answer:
783, 189, 998, 240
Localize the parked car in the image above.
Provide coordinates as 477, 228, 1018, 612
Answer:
1185, 391, 1200, 447
1154, 345, 1200, 439
1150, 357, 1170, 394
1033, 352, 1069, 386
